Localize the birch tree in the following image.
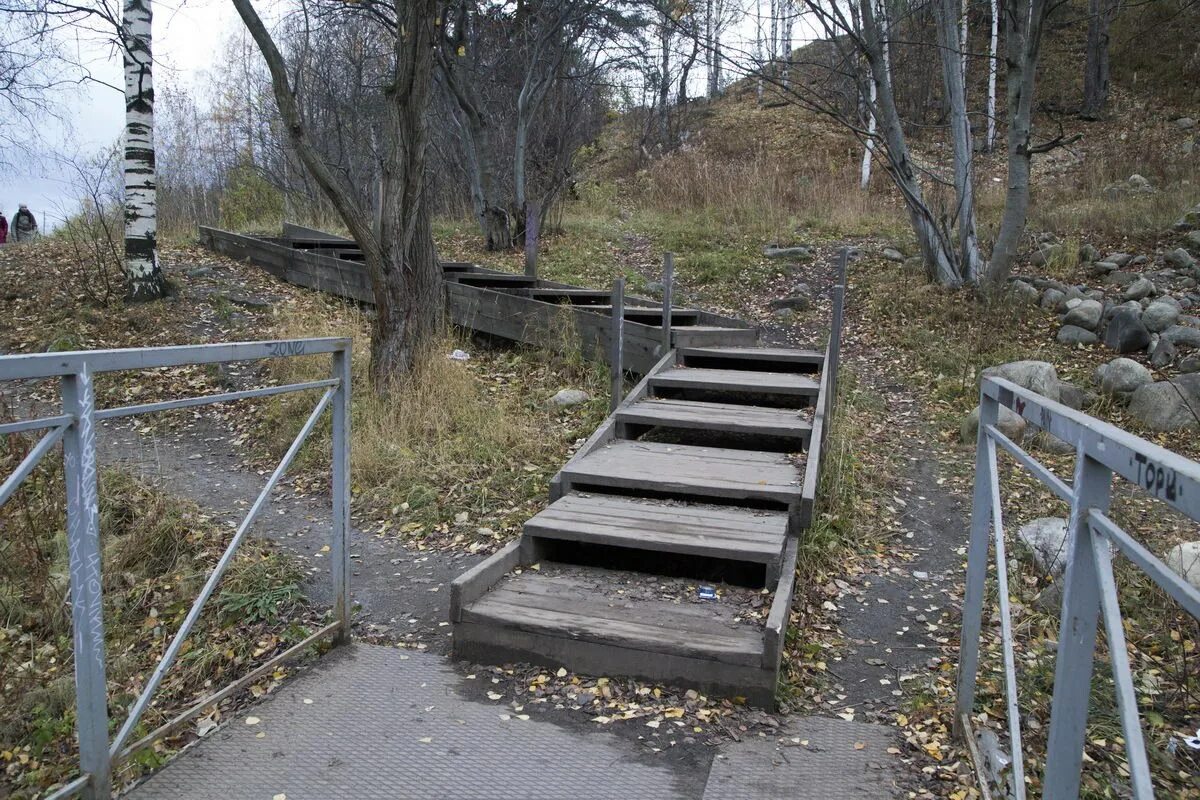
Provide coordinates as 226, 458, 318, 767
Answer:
985, 0, 998, 150
122, 0, 166, 300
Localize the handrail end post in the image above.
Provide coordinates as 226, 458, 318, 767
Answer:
332, 344, 353, 645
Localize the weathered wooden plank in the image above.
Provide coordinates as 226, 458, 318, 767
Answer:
525, 493, 787, 566
650, 367, 820, 396
560, 440, 804, 506
453, 620, 777, 708
449, 540, 523, 623
463, 575, 764, 665
763, 537, 798, 670
678, 347, 825, 373
671, 326, 758, 348
617, 398, 813, 441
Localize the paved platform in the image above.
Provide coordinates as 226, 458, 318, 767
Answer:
128, 644, 908, 799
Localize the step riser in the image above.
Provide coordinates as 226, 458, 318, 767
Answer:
616, 412, 812, 443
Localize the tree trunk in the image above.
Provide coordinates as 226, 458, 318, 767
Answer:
706, 0, 719, 98
860, 74, 876, 189
678, 31, 700, 105
986, 0, 998, 150
985, 0, 1048, 289
122, 0, 167, 301
1080, 0, 1115, 118
232, 0, 443, 386
860, 0, 961, 285
658, 12, 671, 145
936, 0, 984, 282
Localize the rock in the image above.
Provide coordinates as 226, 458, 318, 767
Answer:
981, 360, 1061, 401
1033, 430, 1076, 455
1128, 374, 1200, 430
773, 308, 798, 323
1032, 277, 1068, 291
1084, 289, 1106, 303
1104, 175, 1155, 197
1057, 325, 1098, 345
1103, 308, 1152, 353
1164, 543, 1200, 591
961, 404, 1027, 444
1165, 247, 1197, 271
1175, 117, 1198, 130
1095, 357, 1152, 397
769, 293, 811, 312
1030, 243, 1063, 267
549, 389, 591, 407
1142, 300, 1181, 333
1181, 354, 1200, 373
1151, 337, 1178, 368
1090, 260, 1118, 275
1018, 517, 1069, 576
1104, 270, 1138, 288
1105, 252, 1134, 267
762, 244, 814, 260
1123, 277, 1155, 301
1009, 280, 1039, 305
1059, 381, 1097, 410
1176, 205, 1200, 232
1184, 230, 1200, 251
1161, 324, 1200, 349
186, 266, 214, 278
1062, 298, 1103, 330
1040, 288, 1066, 311
882, 247, 905, 262
1078, 244, 1101, 264
645, 281, 664, 294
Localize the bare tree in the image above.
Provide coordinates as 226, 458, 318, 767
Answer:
1080, 0, 1118, 118
985, 0, 998, 150
232, 0, 443, 384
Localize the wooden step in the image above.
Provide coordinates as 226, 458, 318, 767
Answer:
524, 493, 788, 581
454, 563, 778, 705
453, 273, 539, 288
558, 440, 804, 510
670, 326, 758, 348
679, 346, 824, 373
617, 398, 812, 443
649, 367, 820, 398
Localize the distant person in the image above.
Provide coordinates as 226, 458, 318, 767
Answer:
0, 210, 7, 244
12, 205, 37, 242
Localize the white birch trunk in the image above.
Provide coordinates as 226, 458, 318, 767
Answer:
780, 1, 793, 87
986, 0, 998, 150
861, 76, 877, 189
755, 0, 765, 105
123, 0, 165, 300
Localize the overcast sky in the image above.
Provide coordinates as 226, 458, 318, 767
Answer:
0, 0, 238, 228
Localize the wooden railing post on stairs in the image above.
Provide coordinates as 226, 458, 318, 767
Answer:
825, 248, 849, 443
610, 277, 625, 412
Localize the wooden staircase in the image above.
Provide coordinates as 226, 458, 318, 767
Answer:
451, 338, 839, 708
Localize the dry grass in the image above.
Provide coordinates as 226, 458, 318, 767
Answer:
259, 299, 609, 549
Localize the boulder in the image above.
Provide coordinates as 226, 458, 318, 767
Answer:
1103, 308, 1152, 353
1104, 270, 1138, 288
549, 389, 591, 407
1142, 300, 1181, 333
1176, 117, 1198, 130
1090, 260, 1118, 275
1128, 374, 1200, 431
1161, 324, 1200, 349
1165, 247, 1197, 271
882, 247, 906, 263
1057, 325, 1099, 345
1062, 299, 1103, 330
1103, 300, 1143, 324
1009, 280, 1039, 305
981, 360, 1061, 401
1164, 542, 1200, 591
1151, 337, 1178, 368
1094, 357, 1152, 397
1104, 252, 1134, 267
1123, 277, 1156, 301
1059, 381, 1097, 410
1184, 230, 1200, 251
1040, 288, 1066, 311
1031, 243, 1064, 267
1182, 354, 1200, 373
1078, 243, 1101, 263
763, 244, 814, 260
1018, 518, 1069, 576
1033, 430, 1076, 455
769, 293, 811, 312
961, 404, 1027, 444
1176, 205, 1200, 233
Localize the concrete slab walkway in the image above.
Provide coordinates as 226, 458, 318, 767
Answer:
128, 644, 908, 800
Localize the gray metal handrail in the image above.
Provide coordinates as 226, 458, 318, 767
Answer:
0, 338, 352, 800
956, 375, 1200, 799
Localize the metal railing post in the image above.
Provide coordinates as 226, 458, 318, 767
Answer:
954, 387, 1000, 737
1043, 450, 1113, 799
610, 277, 625, 413
828, 249, 848, 416
661, 252, 674, 354
61, 367, 111, 799
331, 344, 352, 644
524, 202, 541, 278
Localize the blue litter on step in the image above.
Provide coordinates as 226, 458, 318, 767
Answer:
697, 586, 717, 601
